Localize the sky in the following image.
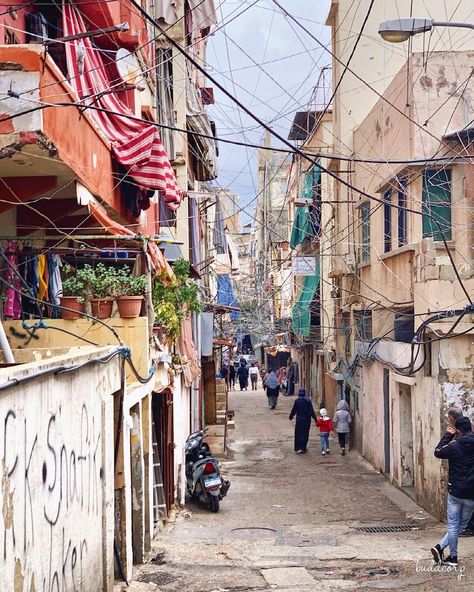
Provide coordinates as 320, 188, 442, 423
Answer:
207, 0, 332, 227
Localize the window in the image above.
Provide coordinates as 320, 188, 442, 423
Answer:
354, 310, 372, 341
422, 169, 451, 241
397, 178, 408, 247
394, 309, 414, 343
156, 48, 175, 162
360, 202, 370, 263
383, 188, 392, 253
424, 336, 432, 377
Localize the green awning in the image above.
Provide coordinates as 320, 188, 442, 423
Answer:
290, 206, 312, 248
301, 165, 321, 201
292, 260, 320, 336
289, 165, 321, 249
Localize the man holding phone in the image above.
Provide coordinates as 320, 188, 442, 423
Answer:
431, 416, 474, 566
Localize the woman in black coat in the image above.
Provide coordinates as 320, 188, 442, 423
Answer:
289, 388, 316, 453
237, 362, 249, 390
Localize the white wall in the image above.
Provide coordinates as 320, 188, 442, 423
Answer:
173, 375, 191, 505
0, 347, 121, 592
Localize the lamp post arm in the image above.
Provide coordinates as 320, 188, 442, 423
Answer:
432, 21, 474, 31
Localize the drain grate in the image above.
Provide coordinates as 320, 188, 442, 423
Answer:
352, 525, 420, 533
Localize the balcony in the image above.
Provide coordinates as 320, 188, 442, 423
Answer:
2, 317, 150, 385
0, 45, 128, 223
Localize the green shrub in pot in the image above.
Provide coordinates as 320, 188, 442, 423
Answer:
115, 266, 148, 318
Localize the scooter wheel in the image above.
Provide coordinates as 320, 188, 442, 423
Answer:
207, 496, 219, 513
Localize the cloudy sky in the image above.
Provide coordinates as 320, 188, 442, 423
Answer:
207, 0, 331, 225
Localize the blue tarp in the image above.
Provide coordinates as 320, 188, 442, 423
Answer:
217, 274, 240, 320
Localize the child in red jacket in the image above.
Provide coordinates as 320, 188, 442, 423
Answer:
316, 408, 333, 455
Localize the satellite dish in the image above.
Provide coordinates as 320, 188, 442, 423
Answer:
116, 48, 145, 91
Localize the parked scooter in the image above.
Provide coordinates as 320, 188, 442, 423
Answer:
185, 429, 230, 512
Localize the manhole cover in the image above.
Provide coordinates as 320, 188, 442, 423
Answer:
231, 527, 277, 539
352, 525, 420, 533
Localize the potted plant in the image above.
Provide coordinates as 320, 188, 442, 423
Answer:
152, 259, 203, 343
60, 273, 86, 320
115, 267, 148, 318
89, 264, 116, 319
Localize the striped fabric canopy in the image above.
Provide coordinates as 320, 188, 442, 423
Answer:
63, 2, 182, 209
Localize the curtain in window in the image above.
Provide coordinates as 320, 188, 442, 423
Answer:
292, 261, 321, 336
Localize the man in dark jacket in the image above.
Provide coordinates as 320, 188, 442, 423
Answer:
431, 416, 474, 566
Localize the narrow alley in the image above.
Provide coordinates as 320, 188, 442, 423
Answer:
129, 389, 474, 592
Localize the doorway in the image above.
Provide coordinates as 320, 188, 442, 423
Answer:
383, 369, 390, 475
152, 390, 174, 518
399, 383, 415, 491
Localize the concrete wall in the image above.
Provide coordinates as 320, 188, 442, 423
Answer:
355, 335, 474, 519
173, 375, 191, 505
4, 318, 149, 385
0, 347, 121, 591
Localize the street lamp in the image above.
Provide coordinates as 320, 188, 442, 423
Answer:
378, 18, 474, 43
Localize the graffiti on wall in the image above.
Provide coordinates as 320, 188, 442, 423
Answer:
0, 374, 113, 592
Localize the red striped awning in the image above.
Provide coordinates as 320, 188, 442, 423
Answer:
63, 2, 182, 209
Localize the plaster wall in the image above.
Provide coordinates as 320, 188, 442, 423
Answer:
0, 347, 120, 591
360, 360, 386, 472
357, 334, 474, 518
173, 375, 191, 505
4, 317, 150, 385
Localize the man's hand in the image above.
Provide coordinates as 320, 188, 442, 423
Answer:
446, 426, 457, 435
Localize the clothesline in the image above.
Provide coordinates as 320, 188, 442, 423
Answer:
0, 235, 183, 245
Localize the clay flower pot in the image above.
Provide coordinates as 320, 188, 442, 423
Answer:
117, 295, 143, 318
60, 296, 85, 320
90, 297, 114, 319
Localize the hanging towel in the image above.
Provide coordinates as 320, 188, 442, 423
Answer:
37, 255, 49, 302
2, 241, 21, 319
47, 254, 63, 318
48, 254, 63, 305
20, 247, 39, 315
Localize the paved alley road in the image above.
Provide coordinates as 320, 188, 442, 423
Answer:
131, 389, 474, 591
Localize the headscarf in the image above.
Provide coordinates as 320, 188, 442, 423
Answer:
337, 400, 349, 411
264, 372, 280, 389
320, 408, 328, 417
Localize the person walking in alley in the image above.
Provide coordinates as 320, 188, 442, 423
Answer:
333, 400, 351, 455
431, 416, 474, 566
229, 361, 236, 390
264, 371, 280, 409
237, 360, 249, 391
249, 363, 259, 390
289, 388, 316, 454
316, 408, 333, 455
220, 363, 229, 387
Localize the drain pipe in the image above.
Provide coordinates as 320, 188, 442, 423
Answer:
0, 320, 14, 364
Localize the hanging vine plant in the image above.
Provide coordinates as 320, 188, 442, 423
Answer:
152, 259, 203, 341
